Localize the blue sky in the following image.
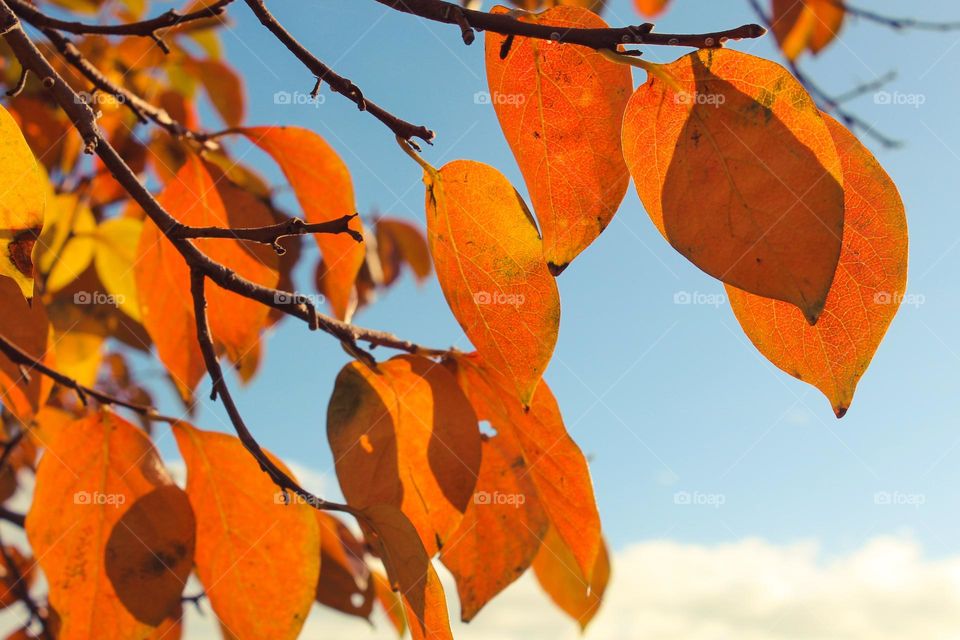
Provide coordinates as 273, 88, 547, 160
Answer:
116, 0, 960, 635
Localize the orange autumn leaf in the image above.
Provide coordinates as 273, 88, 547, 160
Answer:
172, 423, 320, 640
0, 277, 53, 422
484, 5, 632, 273
315, 511, 374, 620
135, 155, 278, 397
424, 160, 560, 405
242, 126, 364, 320
440, 433, 548, 621
634, 0, 670, 17
727, 114, 908, 417
0, 103, 46, 300
533, 526, 610, 630
772, 0, 845, 60
622, 48, 845, 324
361, 504, 453, 640
192, 58, 245, 127
376, 217, 431, 286
327, 355, 481, 555
25, 410, 195, 640
448, 352, 601, 581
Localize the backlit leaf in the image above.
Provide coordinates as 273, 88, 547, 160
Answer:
772, 0, 845, 60
242, 126, 364, 320
0, 104, 46, 299
36, 194, 96, 294
440, 433, 548, 621
622, 49, 845, 324
361, 504, 453, 640
448, 353, 601, 581
172, 423, 320, 640
727, 114, 908, 417
376, 218, 431, 287
192, 58, 245, 127
532, 526, 610, 630
94, 216, 144, 323
424, 160, 560, 405
0, 277, 53, 422
327, 355, 481, 555
634, 0, 670, 16
485, 5, 632, 273
135, 155, 278, 397
25, 410, 195, 640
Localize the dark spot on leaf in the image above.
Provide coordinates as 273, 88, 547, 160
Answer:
8, 226, 40, 277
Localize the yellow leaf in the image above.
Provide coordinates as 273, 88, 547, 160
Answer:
0, 103, 46, 299
95, 216, 145, 323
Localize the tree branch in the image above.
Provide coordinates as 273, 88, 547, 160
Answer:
189, 270, 356, 515
373, 0, 765, 49
0, 335, 180, 422
746, 0, 900, 148
32, 26, 218, 148
834, 1, 960, 32
8, 0, 235, 51
171, 214, 363, 252
242, 0, 434, 145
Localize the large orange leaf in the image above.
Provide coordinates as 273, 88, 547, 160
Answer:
533, 526, 610, 630
361, 504, 453, 640
448, 352, 600, 581
327, 355, 481, 555
634, 0, 670, 17
772, 0, 845, 60
727, 114, 908, 417
25, 410, 195, 640
622, 49, 845, 324
484, 5, 632, 273
0, 277, 53, 422
242, 126, 364, 320
135, 155, 278, 397
0, 103, 46, 300
440, 433, 548, 621
172, 423, 320, 640
424, 160, 560, 405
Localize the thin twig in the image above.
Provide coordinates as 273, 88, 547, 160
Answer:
0, 334, 179, 422
189, 270, 356, 515
374, 0, 765, 49
243, 0, 434, 145
171, 214, 363, 253
8, 0, 234, 39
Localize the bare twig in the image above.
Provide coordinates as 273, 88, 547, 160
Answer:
0, 530, 50, 639
8, 0, 234, 40
243, 0, 434, 145
171, 214, 363, 252
833, 1, 960, 32
374, 0, 765, 49
30, 25, 218, 149
189, 270, 356, 515
747, 0, 900, 148
0, 335, 179, 422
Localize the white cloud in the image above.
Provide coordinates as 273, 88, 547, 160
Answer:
7, 461, 960, 639
162, 535, 960, 639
